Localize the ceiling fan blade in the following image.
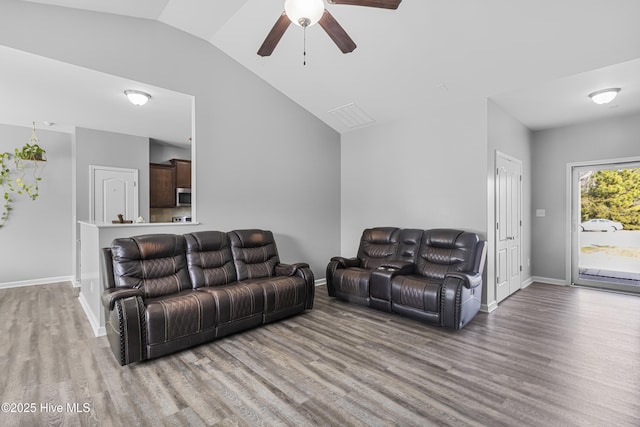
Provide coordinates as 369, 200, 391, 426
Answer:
318, 10, 357, 54
257, 13, 291, 57
327, 0, 402, 10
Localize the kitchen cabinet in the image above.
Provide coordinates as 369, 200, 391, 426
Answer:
173, 159, 191, 188
149, 159, 191, 208
150, 163, 175, 208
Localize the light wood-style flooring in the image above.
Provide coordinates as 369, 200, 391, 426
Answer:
1, 282, 639, 426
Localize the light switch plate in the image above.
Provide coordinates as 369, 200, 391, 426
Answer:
536, 209, 546, 217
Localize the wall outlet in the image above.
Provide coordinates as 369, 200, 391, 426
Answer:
536, 209, 546, 217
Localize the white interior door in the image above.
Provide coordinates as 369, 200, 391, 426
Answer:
90, 165, 138, 223
496, 152, 523, 303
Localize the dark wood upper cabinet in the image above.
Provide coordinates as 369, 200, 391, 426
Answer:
150, 163, 176, 208
173, 159, 191, 189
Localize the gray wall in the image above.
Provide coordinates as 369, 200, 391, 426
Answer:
149, 140, 191, 164
340, 94, 488, 257
75, 127, 150, 222
0, 123, 73, 284
531, 111, 640, 281
0, 1, 341, 280
487, 100, 533, 307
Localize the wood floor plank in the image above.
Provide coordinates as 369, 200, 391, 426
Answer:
1, 282, 639, 426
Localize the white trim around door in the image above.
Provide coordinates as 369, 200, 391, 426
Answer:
495, 151, 523, 303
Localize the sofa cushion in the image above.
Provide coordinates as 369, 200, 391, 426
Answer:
415, 229, 480, 280
185, 231, 237, 288
391, 275, 441, 313
229, 229, 280, 280
249, 276, 307, 315
332, 267, 372, 299
145, 290, 217, 346
357, 227, 401, 269
395, 229, 423, 262
110, 234, 191, 298
198, 282, 265, 324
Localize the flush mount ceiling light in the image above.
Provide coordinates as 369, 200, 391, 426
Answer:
588, 88, 621, 105
124, 90, 151, 106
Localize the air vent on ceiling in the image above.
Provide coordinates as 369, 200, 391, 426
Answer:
328, 103, 375, 129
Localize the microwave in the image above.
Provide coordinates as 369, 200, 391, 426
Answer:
176, 187, 191, 207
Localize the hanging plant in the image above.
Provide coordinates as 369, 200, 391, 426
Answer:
15, 141, 47, 161
13, 143, 46, 201
0, 122, 47, 227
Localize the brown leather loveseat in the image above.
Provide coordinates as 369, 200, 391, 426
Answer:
102, 229, 314, 365
326, 227, 487, 330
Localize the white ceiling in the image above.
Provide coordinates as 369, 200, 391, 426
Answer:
491, 58, 640, 130
8, 0, 640, 138
0, 45, 193, 145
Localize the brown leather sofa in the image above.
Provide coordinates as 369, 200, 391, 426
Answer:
101, 229, 314, 365
326, 228, 487, 330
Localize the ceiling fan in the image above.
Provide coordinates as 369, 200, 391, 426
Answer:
257, 0, 402, 57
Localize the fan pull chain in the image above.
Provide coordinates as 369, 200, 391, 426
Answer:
303, 25, 307, 66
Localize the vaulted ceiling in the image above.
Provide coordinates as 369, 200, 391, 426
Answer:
9, 0, 640, 137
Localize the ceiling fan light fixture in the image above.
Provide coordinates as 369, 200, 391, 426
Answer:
588, 88, 620, 105
124, 89, 151, 106
285, 0, 325, 27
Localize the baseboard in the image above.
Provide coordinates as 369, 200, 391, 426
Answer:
481, 301, 498, 313
78, 291, 106, 337
315, 278, 327, 287
532, 276, 568, 286
522, 276, 534, 288
0, 276, 73, 290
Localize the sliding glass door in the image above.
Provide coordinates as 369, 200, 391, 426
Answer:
571, 159, 640, 293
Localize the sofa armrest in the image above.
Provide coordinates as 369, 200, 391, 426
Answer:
274, 262, 315, 309
275, 262, 310, 277
101, 248, 116, 290
275, 262, 315, 309
326, 257, 359, 297
102, 287, 144, 311
445, 272, 482, 289
330, 256, 360, 268
105, 295, 146, 365
275, 263, 315, 310
441, 272, 483, 330
325, 257, 353, 297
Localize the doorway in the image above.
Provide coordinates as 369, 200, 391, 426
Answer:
571, 159, 640, 293
495, 151, 523, 303
90, 165, 139, 223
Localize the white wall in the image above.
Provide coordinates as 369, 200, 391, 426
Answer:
0, 1, 341, 280
340, 93, 488, 265
0, 123, 73, 285
531, 111, 640, 281
487, 100, 533, 308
